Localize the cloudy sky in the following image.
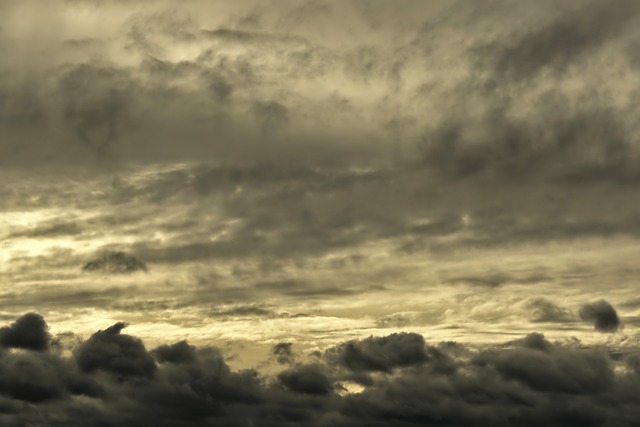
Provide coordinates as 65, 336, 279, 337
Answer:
2, 0, 640, 425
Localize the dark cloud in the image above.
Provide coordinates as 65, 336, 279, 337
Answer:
277, 364, 334, 395
82, 251, 148, 274
2, 0, 640, 424
476, 338, 613, 394
0, 352, 66, 403
420, 100, 638, 183
3, 314, 640, 425
330, 333, 428, 373
579, 300, 621, 332
484, 0, 640, 81
74, 322, 157, 378
0, 313, 50, 351
527, 298, 575, 323
152, 340, 197, 364
519, 332, 553, 352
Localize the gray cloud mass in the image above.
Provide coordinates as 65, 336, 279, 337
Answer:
1, 1, 640, 425
1, 314, 640, 426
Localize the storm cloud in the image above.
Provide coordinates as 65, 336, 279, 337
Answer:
2, 1, 640, 425
0, 313, 51, 351
579, 300, 621, 332
1, 315, 640, 426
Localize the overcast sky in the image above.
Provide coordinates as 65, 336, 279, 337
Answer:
2, 0, 640, 425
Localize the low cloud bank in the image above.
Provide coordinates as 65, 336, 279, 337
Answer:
0, 313, 639, 426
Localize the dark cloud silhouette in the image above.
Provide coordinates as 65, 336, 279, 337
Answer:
2, 0, 640, 424
82, 251, 148, 274
74, 322, 157, 378
579, 300, 621, 332
0, 313, 50, 351
331, 332, 428, 373
1, 314, 640, 425
475, 338, 613, 394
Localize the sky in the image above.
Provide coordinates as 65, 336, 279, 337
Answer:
1, 0, 640, 425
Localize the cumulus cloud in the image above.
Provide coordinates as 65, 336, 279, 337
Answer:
1, 314, 640, 425
2, 0, 640, 424
73, 322, 157, 378
579, 300, 621, 332
0, 313, 51, 351
330, 333, 429, 373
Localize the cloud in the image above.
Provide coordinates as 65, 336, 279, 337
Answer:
272, 342, 295, 365
152, 340, 197, 364
2, 314, 640, 425
420, 99, 638, 183
527, 298, 575, 323
475, 336, 613, 394
73, 322, 157, 378
6, 221, 83, 239
277, 364, 334, 395
579, 300, 621, 332
0, 313, 51, 351
330, 333, 429, 373
487, 0, 640, 81
82, 251, 148, 274
0, 352, 66, 403
59, 64, 138, 158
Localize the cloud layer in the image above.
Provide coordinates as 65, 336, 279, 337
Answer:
1, 314, 640, 426
2, 1, 640, 424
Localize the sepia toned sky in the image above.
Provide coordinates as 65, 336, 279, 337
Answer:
2, 1, 640, 425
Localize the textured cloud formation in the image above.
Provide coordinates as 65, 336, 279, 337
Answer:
330, 333, 429, 373
528, 298, 575, 323
0, 313, 51, 351
82, 251, 148, 274
2, 1, 640, 424
0, 0, 637, 173
74, 322, 157, 378
0, 314, 640, 426
579, 300, 621, 332
484, 0, 640, 81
